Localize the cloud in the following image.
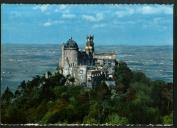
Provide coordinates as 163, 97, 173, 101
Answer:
43, 21, 51, 27
62, 13, 76, 19
43, 20, 64, 27
140, 6, 157, 14
54, 5, 68, 13
139, 5, 173, 15
54, 9, 59, 13
141, 16, 171, 31
93, 23, 106, 28
54, 6, 75, 19
82, 13, 104, 22
115, 5, 173, 18
115, 8, 135, 18
33, 5, 49, 12
61, 9, 76, 19
113, 20, 137, 25
59, 5, 67, 10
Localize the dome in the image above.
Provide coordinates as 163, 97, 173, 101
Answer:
64, 37, 78, 49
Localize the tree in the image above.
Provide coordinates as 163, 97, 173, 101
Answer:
47, 71, 52, 78
2, 105, 27, 124
83, 116, 98, 124
163, 113, 173, 124
131, 71, 150, 84
18, 80, 26, 90
1, 61, 173, 124
114, 61, 133, 90
95, 81, 110, 101
69, 77, 75, 85
150, 80, 173, 115
15, 90, 21, 97
31, 75, 41, 87
83, 101, 101, 124
106, 113, 128, 124
1, 87, 14, 104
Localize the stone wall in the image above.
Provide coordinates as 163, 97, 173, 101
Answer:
64, 49, 78, 67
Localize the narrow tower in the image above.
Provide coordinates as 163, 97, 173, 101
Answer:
85, 35, 94, 55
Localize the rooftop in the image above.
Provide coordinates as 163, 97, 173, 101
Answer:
64, 37, 78, 49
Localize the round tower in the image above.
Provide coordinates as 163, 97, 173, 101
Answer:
63, 37, 79, 67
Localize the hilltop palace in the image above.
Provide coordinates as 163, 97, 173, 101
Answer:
58, 35, 117, 88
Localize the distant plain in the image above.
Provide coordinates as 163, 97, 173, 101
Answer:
1, 44, 173, 92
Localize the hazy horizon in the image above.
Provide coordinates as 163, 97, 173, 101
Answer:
1, 44, 173, 92
1, 42, 173, 46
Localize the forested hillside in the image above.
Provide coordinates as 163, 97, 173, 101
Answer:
1, 61, 173, 124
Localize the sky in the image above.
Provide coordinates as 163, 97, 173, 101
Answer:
1, 4, 173, 45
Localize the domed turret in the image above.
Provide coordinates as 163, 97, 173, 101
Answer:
64, 37, 78, 50
62, 37, 79, 69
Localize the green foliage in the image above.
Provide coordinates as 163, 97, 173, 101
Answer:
106, 113, 128, 124
1, 62, 173, 124
83, 101, 101, 124
162, 113, 173, 124
1, 87, 14, 104
130, 82, 151, 105
2, 104, 27, 124
114, 61, 133, 91
83, 116, 98, 124
150, 80, 173, 115
95, 81, 110, 101
131, 71, 150, 84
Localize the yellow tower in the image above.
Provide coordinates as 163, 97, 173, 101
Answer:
85, 35, 94, 55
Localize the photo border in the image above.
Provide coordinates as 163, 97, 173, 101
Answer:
0, 0, 177, 128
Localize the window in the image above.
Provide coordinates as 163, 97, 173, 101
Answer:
80, 70, 83, 74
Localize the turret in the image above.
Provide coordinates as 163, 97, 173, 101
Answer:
85, 35, 94, 55
63, 37, 79, 67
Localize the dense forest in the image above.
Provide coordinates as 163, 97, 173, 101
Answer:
1, 61, 173, 124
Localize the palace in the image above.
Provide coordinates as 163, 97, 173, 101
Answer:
59, 35, 117, 88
